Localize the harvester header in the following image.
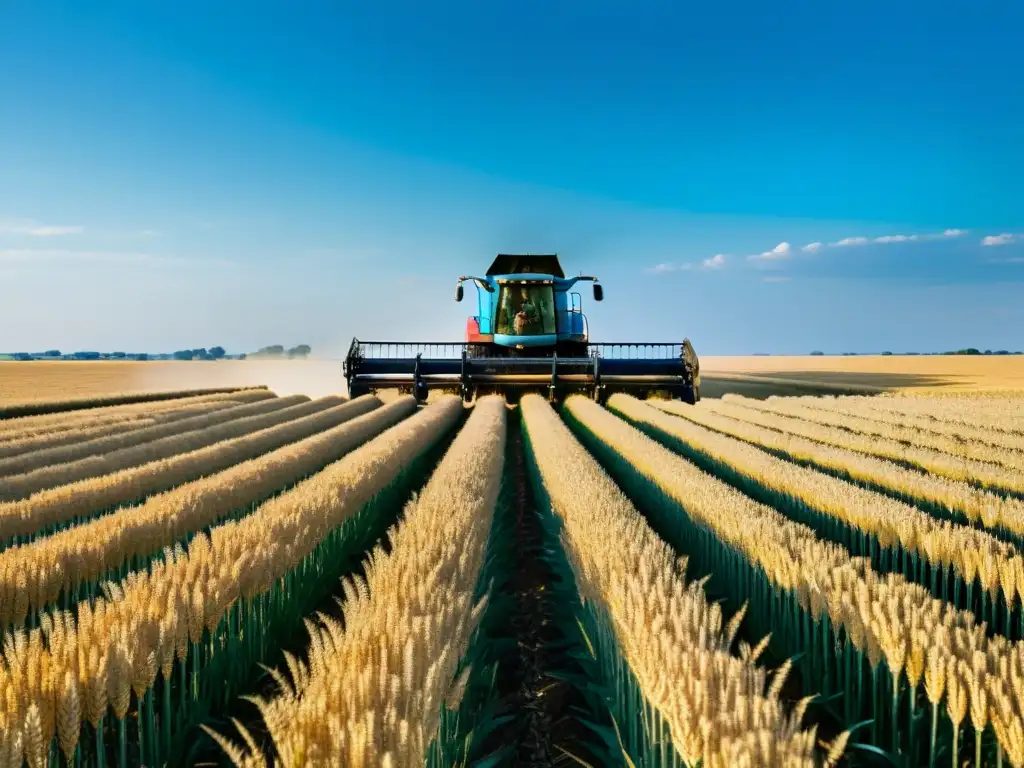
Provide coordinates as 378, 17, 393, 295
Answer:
344, 254, 700, 404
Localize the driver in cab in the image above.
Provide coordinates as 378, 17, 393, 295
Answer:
512, 285, 541, 334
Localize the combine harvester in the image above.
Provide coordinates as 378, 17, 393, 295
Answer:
344, 254, 700, 404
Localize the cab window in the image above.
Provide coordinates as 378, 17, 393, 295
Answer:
496, 284, 555, 336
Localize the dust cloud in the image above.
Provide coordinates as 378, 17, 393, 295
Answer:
129, 359, 350, 399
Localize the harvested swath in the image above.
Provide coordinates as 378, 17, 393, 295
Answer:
588, 394, 1024, 766
0, 395, 409, 630
0, 396, 386, 544
722, 394, 1024, 469
737, 394, 1024, 454
651, 398, 1024, 542
704, 397, 1024, 478
0, 385, 268, 419
642, 398, 1024, 638
0, 394, 313, 478
524, 394, 828, 766
211, 396, 507, 767
0, 395, 464, 766
0, 388, 276, 441
0, 401, 245, 458
0, 395, 344, 501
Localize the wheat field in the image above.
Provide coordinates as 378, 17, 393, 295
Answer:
2, 370, 1024, 766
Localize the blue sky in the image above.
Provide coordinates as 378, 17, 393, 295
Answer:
1, 1, 1021, 356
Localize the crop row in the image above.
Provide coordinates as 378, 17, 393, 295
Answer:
763, 393, 1024, 452
0, 386, 270, 420
0, 395, 407, 631
0, 396, 381, 547
579, 394, 1024, 766
0, 395, 464, 766
0, 394, 309, 478
807, 393, 1024, 436
0, 395, 345, 502
658, 398, 1024, 543
0, 389, 275, 443
718, 394, 1024, 468
213, 396, 508, 766
694, 398, 1024, 494
0, 401, 242, 458
645, 398, 1024, 635
523, 394, 835, 766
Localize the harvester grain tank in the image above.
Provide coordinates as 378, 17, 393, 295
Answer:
344, 254, 700, 404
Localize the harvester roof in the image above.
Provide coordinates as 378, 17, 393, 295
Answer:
485, 254, 565, 278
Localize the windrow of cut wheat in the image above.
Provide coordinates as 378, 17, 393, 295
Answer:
694, 399, 1024, 494
0, 400, 246, 458
0, 395, 385, 546
0, 394, 313, 478
0, 385, 273, 420
0, 395, 413, 631
0, 395, 346, 501
647, 398, 1024, 543
758, 394, 1024, 451
0, 395, 463, 767
719, 394, 1024, 467
643, 398, 1024, 636
588, 394, 1024, 767
0, 389, 275, 442
523, 394, 831, 767
210, 395, 507, 767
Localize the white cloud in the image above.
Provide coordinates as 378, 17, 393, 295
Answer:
645, 254, 725, 274
702, 253, 726, 269
944, 229, 967, 237
873, 235, 908, 244
833, 236, 869, 247
748, 241, 791, 261
0, 218, 84, 237
644, 262, 678, 274
802, 242, 823, 252
982, 233, 1016, 246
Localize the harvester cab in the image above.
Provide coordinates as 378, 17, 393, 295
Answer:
344, 254, 700, 405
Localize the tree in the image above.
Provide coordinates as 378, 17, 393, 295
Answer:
209, 346, 226, 360
43, 350, 61, 357
287, 344, 312, 358
256, 345, 285, 357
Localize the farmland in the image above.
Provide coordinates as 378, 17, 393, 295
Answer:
2, 370, 1024, 766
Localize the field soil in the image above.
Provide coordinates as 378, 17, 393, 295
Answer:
3, 354, 1023, 406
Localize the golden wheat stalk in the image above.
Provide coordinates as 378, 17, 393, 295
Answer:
650, 397, 1024, 540
690, 398, 1024, 495
0, 395, 415, 630
0, 394, 315, 478
0, 400, 245, 457
0, 389, 275, 442
0, 395, 349, 501
0, 396, 387, 544
0, 395, 464, 761
717, 393, 1024, 469
0, 387, 274, 428
599, 394, 1024, 767
527, 394, 827, 767
640, 398, 1023, 616
211, 396, 506, 766
807, 392, 1024, 437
